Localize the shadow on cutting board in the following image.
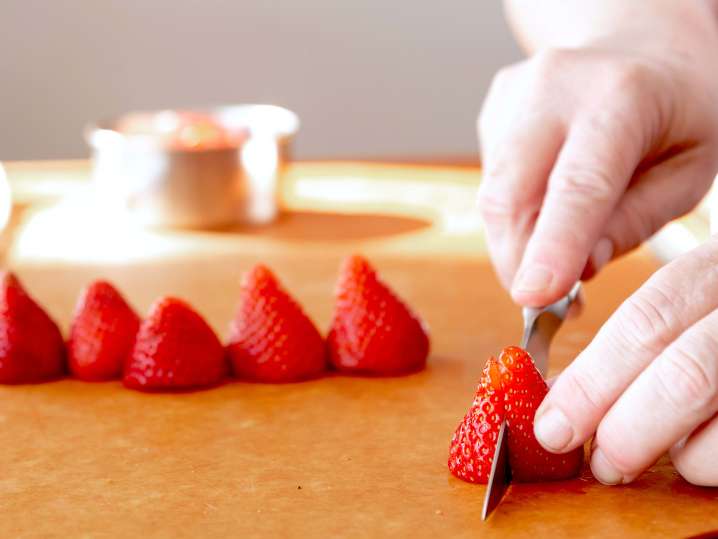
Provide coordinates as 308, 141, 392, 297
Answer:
219, 210, 431, 242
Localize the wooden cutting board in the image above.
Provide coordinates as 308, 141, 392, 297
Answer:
1, 161, 716, 538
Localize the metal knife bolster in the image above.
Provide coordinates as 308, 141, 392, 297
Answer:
481, 282, 582, 521
521, 281, 582, 378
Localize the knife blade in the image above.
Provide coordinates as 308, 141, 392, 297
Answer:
481, 282, 582, 521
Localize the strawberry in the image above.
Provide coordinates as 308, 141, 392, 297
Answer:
226, 265, 326, 383
68, 280, 140, 381
448, 357, 503, 483
448, 347, 583, 484
123, 297, 226, 391
327, 255, 429, 375
498, 346, 584, 482
0, 272, 65, 384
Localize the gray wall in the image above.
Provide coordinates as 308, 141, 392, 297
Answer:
1, 1, 522, 160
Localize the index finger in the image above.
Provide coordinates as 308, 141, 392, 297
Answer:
511, 107, 643, 306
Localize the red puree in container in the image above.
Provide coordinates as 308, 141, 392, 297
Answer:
116, 111, 245, 151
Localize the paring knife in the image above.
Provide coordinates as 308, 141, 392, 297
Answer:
481, 282, 583, 521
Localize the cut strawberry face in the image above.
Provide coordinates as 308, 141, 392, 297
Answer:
448, 357, 504, 483
448, 346, 584, 484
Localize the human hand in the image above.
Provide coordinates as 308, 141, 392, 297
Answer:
534, 238, 718, 486
478, 45, 718, 306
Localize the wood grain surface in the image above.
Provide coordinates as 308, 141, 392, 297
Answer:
1, 161, 716, 538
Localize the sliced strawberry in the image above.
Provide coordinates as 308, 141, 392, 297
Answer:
68, 280, 140, 381
227, 265, 326, 383
327, 255, 429, 375
0, 272, 65, 383
448, 347, 584, 484
448, 357, 503, 483
123, 297, 226, 391
498, 346, 584, 482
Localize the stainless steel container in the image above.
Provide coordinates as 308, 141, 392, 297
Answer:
85, 104, 299, 229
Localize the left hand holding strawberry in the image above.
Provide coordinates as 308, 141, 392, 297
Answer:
534, 239, 718, 487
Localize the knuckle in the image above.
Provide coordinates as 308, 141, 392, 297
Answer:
531, 48, 573, 77
559, 368, 607, 423
478, 63, 522, 146
605, 60, 649, 96
593, 62, 651, 143
530, 49, 575, 96
552, 165, 617, 206
492, 65, 517, 88
616, 285, 681, 354
477, 157, 542, 223
481, 155, 514, 182
657, 342, 718, 415
493, 66, 512, 84
485, 65, 517, 103
476, 184, 522, 224
575, 108, 642, 165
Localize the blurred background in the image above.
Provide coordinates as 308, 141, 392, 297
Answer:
0, 0, 521, 161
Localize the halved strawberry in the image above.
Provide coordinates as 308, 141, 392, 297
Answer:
448, 357, 503, 483
448, 347, 584, 484
0, 272, 65, 384
227, 265, 326, 383
327, 255, 429, 375
123, 297, 226, 391
498, 346, 584, 482
68, 280, 140, 381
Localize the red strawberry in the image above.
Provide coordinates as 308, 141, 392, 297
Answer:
68, 280, 140, 381
448, 357, 503, 483
227, 265, 326, 383
498, 346, 583, 482
327, 255, 429, 375
0, 272, 65, 383
123, 297, 226, 391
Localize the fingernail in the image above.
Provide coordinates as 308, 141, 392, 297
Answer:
590, 448, 624, 485
512, 265, 554, 295
590, 238, 614, 272
534, 406, 573, 451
